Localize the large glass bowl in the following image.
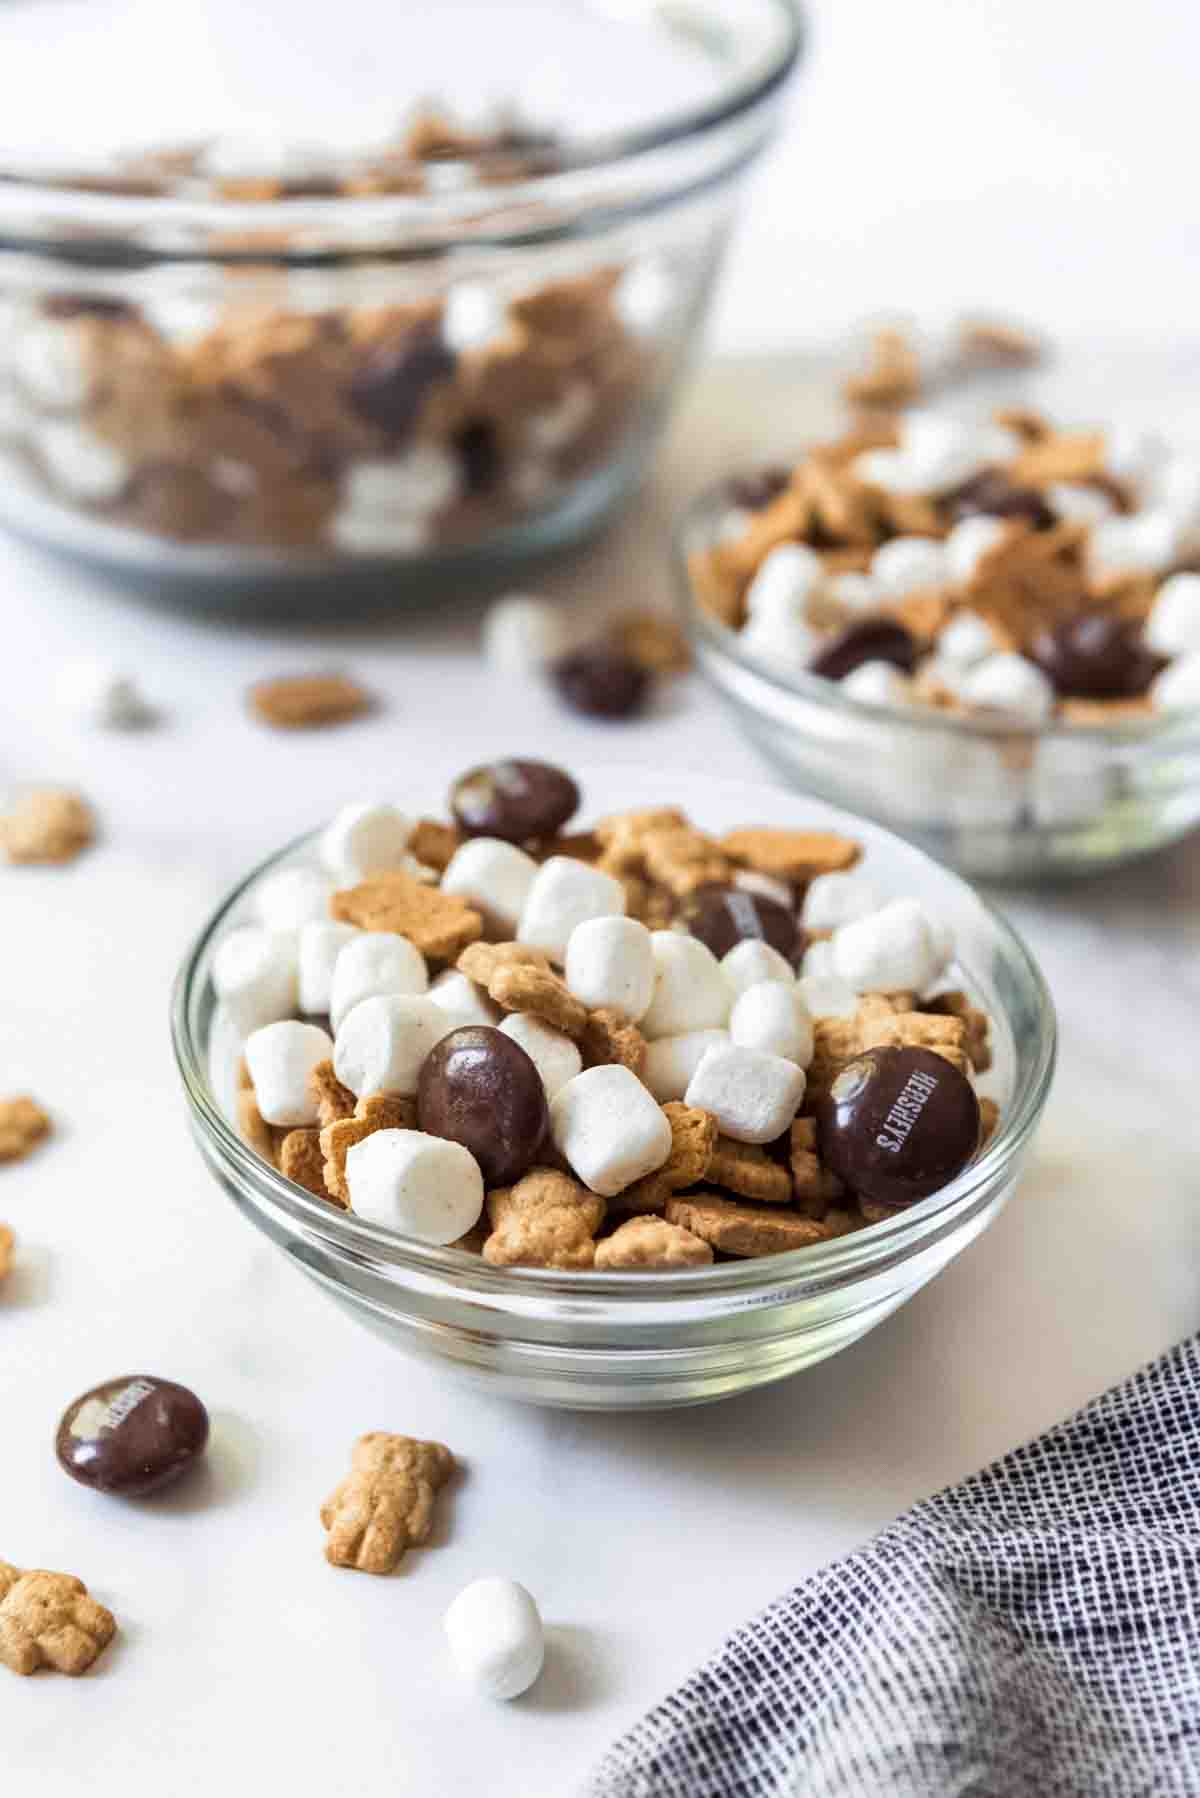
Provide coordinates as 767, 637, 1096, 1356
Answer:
674, 483, 1200, 880
0, 0, 802, 606
170, 766, 1055, 1410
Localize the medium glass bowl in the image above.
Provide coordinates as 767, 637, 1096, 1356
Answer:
0, 0, 802, 606
170, 767, 1055, 1410
674, 485, 1200, 880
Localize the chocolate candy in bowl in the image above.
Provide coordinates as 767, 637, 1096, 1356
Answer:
682, 883, 800, 963
552, 647, 650, 718
1030, 612, 1163, 700
56, 1375, 209, 1496
450, 759, 579, 843
810, 619, 918, 683
817, 1046, 981, 1210
945, 469, 1056, 531
418, 1026, 549, 1186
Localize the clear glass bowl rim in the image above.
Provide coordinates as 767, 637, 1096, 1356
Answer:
170, 791, 1057, 1305
673, 477, 1200, 750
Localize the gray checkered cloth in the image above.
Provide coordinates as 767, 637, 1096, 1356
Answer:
586, 1337, 1200, 1798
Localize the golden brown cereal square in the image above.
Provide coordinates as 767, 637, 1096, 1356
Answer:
248, 673, 373, 729
331, 872, 483, 961
594, 1215, 712, 1270
320, 1434, 454, 1575
0, 1096, 51, 1164
0, 790, 94, 865
483, 1168, 606, 1269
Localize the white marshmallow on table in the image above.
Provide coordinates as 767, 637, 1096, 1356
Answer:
801, 870, 882, 933
319, 801, 413, 887
640, 932, 732, 1038
684, 1041, 805, 1145
54, 658, 153, 729
744, 543, 824, 621
254, 866, 334, 933
935, 610, 997, 670
444, 1577, 545, 1701
34, 417, 130, 501
329, 932, 429, 1031
329, 510, 430, 556
442, 281, 504, 353
740, 615, 819, 669
840, 661, 911, 708
729, 981, 814, 1069
549, 1064, 673, 1197
959, 652, 1055, 725
942, 515, 1007, 584
517, 857, 625, 961
442, 837, 539, 937
498, 1012, 581, 1100
346, 1129, 484, 1245
243, 1020, 333, 1127
733, 868, 795, 910
1151, 653, 1200, 712
831, 897, 951, 995
342, 443, 462, 518
642, 1028, 729, 1103
720, 939, 795, 998
526, 380, 593, 454
826, 571, 883, 614
212, 927, 298, 1037
1046, 482, 1114, 526
1152, 455, 1200, 528
1145, 573, 1200, 656
564, 916, 655, 1020
333, 994, 450, 1097
870, 536, 948, 598
429, 969, 501, 1030
298, 921, 360, 1017
481, 595, 574, 674
10, 318, 94, 410
797, 972, 859, 1018
1089, 510, 1186, 579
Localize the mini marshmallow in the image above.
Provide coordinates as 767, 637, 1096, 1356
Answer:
870, 535, 947, 598
212, 927, 298, 1037
740, 615, 819, 669
549, 1064, 673, 1197
800, 937, 836, 979
841, 660, 911, 707
733, 868, 795, 909
429, 969, 501, 1030
11, 318, 94, 410
1105, 426, 1165, 484
1151, 652, 1200, 712
517, 857, 625, 961
442, 837, 539, 937
1090, 511, 1186, 579
498, 1012, 582, 1100
442, 281, 503, 353
526, 380, 593, 454
935, 610, 997, 669
942, 515, 1007, 584
615, 257, 676, 335
346, 1129, 484, 1245
801, 870, 883, 933
243, 1019, 333, 1127
826, 571, 884, 614
1145, 572, 1200, 656
684, 1042, 805, 1145
720, 939, 795, 997
1046, 482, 1114, 526
319, 801, 413, 886
482, 595, 574, 673
1153, 455, 1200, 527
333, 994, 450, 1097
853, 447, 925, 494
831, 897, 951, 995
744, 543, 824, 621
640, 932, 732, 1039
34, 417, 130, 501
797, 972, 859, 1018
330, 510, 429, 555
729, 981, 814, 1069
254, 866, 334, 933
54, 658, 153, 729
444, 1577, 545, 1701
564, 916, 655, 1020
642, 1028, 729, 1103
959, 652, 1055, 724
343, 443, 461, 518
898, 411, 1020, 492
329, 932, 429, 1031
298, 921, 360, 1016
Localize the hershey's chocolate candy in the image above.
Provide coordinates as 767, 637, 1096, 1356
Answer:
1030, 611, 1162, 699
450, 758, 580, 843
683, 883, 800, 964
348, 324, 455, 438
418, 1026, 548, 1185
56, 1375, 209, 1496
810, 619, 918, 682
551, 646, 650, 719
817, 1045, 981, 1208
945, 469, 1056, 530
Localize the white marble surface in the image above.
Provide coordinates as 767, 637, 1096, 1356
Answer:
3, 351, 1199, 1797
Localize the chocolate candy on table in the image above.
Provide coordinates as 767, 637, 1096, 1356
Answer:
683, 883, 801, 964
552, 646, 650, 719
56, 1375, 209, 1497
418, 1025, 549, 1186
1030, 611, 1163, 700
945, 468, 1057, 531
450, 758, 580, 843
809, 618, 918, 683
816, 1045, 981, 1209
347, 323, 456, 438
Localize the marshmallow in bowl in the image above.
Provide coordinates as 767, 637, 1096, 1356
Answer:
1152, 455, 1200, 527
935, 611, 997, 671
870, 535, 947, 598
298, 921, 360, 1016
550, 1064, 673, 1197
642, 1028, 730, 1103
319, 801, 413, 886
254, 866, 335, 933
346, 1129, 484, 1245
720, 939, 795, 997
641, 933, 732, 1038
826, 571, 883, 614
801, 870, 882, 933
34, 417, 131, 501
1151, 652, 1200, 712
498, 1013, 582, 1100
797, 971, 859, 1018
959, 653, 1055, 725
729, 981, 814, 1068
333, 994, 451, 1097
941, 515, 1007, 584
329, 932, 429, 1031
831, 897, 951, 995
684, 1041, 805, 1144
213, 926, 298, 1036
441, 838, 539, 937
243, 1019, 333, 1127
564, 916, 655, 1020
1046, 482, 1115, 526
739, 614, 819, 668
1089, 510, 1186, 579
428, 969, 501, 1030
517, 858, 625, 961
840, 661, 912, 707
1145, 573, 1200, 657
343, 443, 462, 518
10, 316, 95, 409
744, 543, 824, 621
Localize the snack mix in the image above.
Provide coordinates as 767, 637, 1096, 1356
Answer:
222, 759, 999, 1269
691, 405, 1200, 725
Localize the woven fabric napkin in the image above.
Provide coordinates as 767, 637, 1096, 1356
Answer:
586, 1337, 1200, 1798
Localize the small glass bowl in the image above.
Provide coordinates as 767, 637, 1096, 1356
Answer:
674, 485, 1200, 880
0, 0, 802, 605
170, 766, 1055, 1410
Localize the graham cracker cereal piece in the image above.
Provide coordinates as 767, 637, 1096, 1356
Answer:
707, 1136, 792, 1205
688, 546, 744, 630
858, 1196, 906, 1225
331, 872, 482, 961
994, 406, 1052, 443
664, 1192, 855, 1258
639, 825, 732, 898
449, 1221, 488, 1256
923, 990, 992, 1073
1060, 696, 1155, 725
320, 1433, 454, 1576
608, 609, 692, 675
789, 1117, 846, 1219
0, 1225, 13, 1282
531, 831, 604, 865
720, 827, 860, 883
843, 326, 922, 412
619, 875, 675, 929
723, 482, 814, 582
595, 1215, 713, 1270
406, 818, 462, 873
617, 1102, 717, 1214
957, 314, 1043, 368
0, 1564, 116, 1676
488, 962, 589, 1039
581, 1007, 646, 1076
310, 1059, 356, 1127
279, 1129, 329, 1199
483, 1168, 606, 1269
889, 589, 956, 644
1010, 430, 1106, 488
236, 1089, 288, 1168
320, 1099, 418, 1206
0, 1096, 51, 1164
0, 789, 94, 865
355, 1092, 419, 1129
854, 994, 971, 1078
248, 673, 373, 729
457, 941, 551, 982
594, 807, 691, 875
798, 457, 878, 547
978, 1096, 1001, 1147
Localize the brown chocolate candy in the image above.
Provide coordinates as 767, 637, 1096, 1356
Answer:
56, 1375, 209, 1497
1030, 611, 1162, 699
945, 469, 1056, 530
450, 758, 580, 843
552, 646, 650, 719
348, 324, 455, 438
417, 1025, 549, 1186
810, 619, 918, 682
816, 1045, 980, 1209
683, 883, 800, 964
